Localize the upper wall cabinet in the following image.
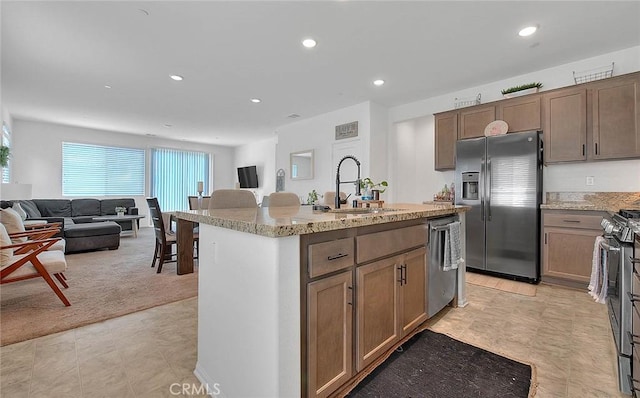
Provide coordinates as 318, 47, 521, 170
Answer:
543, 72, 640, 164
543, 88, 587, 163
458, 105, 495, 140
434, 111, 457, 170
591, 75, 640, 160
497, 95, 541, 133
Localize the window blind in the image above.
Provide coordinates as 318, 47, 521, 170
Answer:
151, 148, 209, 212
62, 142, 145, 196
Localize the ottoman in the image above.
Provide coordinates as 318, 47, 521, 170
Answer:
64, 221, 121, 253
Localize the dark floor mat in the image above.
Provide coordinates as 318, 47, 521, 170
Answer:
347, 329, 532, 398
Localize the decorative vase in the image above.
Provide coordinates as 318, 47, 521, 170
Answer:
116, 211, 125, 217
372, 189, 380, 201
362, 188, 372, 201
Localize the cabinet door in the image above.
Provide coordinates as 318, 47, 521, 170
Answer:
592, 76, 640, 160
542, 227, 601, 284
307, 271, 353, 398
497, 95, 541, 133
459, 105, 496, 139
543, 88, 587, 163
356, 256, 400, 371
399, 247, 428, 337
434, 112, 457, 170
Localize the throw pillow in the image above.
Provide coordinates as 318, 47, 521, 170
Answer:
18, 200, 41, 219
0, 224, 13, 268
12, 202, 27, 221
0, 207, 27, 243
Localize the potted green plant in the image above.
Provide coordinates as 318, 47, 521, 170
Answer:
501, 82, 543, 98
307, 190, 320, 205
0, 145, 10, 168
115, 206, 127, 217
360, 178, 388, 200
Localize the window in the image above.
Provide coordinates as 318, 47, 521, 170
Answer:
2, 124, 11, 183
62, 142, 145, 196
151, 148, 209, 212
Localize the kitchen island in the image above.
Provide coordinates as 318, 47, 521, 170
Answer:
174, 203, 469, 398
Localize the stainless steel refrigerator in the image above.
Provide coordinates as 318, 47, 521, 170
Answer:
454, 130, 542, 282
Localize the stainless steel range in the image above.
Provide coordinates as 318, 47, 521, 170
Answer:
601, 209, 639, 394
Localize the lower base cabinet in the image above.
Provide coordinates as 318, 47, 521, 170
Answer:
307, 271, 353, 398
542, 210, 606, 286
356, 247, 427, 372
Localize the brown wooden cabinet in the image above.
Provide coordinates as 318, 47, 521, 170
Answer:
459, 105, 496, 139
591, 75, 640, 160
543, 88, 587, 163
355, 246, 427, 371
434, 111, 457, 170
497, 95, 541, 133
355, 255, 400, 371
542, 210, 606, 287
307, 271, 353, 398
543, 72, 640, 163
399, 247, 428, 336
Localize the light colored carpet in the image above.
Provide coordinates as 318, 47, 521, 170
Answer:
0, 227, 198, 346
466, 271, 537, 297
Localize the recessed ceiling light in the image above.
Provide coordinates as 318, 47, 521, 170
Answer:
104, 85, 112, 89
170, 75, 184, 81
138, 9, 149, 16
373, 79, 385, 86
302, 38, 317, 48
518, 26, 537, 37
250, 98, 261, 103
163, 124, 172, 128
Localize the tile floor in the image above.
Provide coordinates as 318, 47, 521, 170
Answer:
0, 280, 627, 397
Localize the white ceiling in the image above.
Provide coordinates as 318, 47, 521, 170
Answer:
2, 1, 640, 147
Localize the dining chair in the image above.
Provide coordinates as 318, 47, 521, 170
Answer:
268, 192, 300, 207
209, 189, 257, 209
146, 197, 199, 273
0, 224, 70, 306
188, 195, 211, 210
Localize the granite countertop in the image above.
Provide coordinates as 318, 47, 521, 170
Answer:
542, 192, 640, 212
174, 203, 470, 238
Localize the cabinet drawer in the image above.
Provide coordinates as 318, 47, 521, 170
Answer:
308, 237, 354, 278
357, 224, 427, 264
543, 213, 603, 229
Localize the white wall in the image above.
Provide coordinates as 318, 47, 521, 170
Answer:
234, 136, 277, 204
388, 45, 640, 202
9, 119, 235, 216
273, 102, 372, 203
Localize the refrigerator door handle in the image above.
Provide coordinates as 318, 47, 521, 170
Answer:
480, 156, 485, 221
486, 156, 492, 221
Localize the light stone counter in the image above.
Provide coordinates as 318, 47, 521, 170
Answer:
540, 192, 640, 212
174, 202, 469, 237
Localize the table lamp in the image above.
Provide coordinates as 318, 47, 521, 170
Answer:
197, 181, 204, 210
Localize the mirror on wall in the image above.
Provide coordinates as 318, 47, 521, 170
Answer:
290, 150, 314, 180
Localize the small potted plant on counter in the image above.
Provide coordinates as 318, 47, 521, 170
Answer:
360, 178, 388, 201
115, 206, 127, 217
501, 82, 543, 98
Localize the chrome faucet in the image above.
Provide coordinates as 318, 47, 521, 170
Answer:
335, 155, 361, 209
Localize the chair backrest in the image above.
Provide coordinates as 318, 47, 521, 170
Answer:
146, 198, 168, 244
324, 191, 347, 206
268, 192, 300, 207
209, 189, 257, 209
188, 196, 211, 210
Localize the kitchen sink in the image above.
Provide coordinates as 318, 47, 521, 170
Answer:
328, 207, 405, 215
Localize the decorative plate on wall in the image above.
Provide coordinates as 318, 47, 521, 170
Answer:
484, 120, 508, 136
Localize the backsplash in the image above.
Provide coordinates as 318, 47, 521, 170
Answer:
545, 192, 640, 211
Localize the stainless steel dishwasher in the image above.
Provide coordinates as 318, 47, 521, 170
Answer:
428, 215, 458, 317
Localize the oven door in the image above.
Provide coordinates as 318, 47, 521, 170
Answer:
605, 236, 623, 351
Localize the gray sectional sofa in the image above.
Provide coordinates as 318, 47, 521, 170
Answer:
1, 198, 138, 253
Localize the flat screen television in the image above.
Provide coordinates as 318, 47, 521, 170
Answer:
237, 165, 259, 188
